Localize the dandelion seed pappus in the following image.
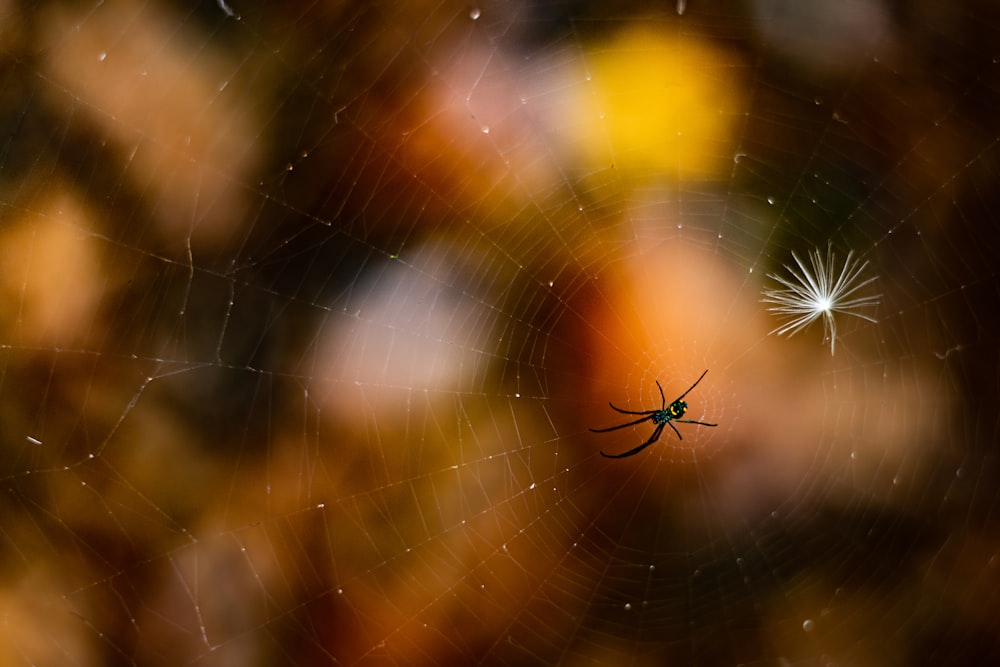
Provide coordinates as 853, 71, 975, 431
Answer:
761, 244, 880, 355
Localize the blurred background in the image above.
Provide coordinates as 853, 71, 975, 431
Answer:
1, 0, 999, 664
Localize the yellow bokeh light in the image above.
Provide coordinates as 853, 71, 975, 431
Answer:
573, 27, 743, 181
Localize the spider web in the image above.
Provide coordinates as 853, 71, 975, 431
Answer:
2, 0, 999, 664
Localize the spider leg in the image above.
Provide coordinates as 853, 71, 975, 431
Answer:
600, 423, 665, 458
589, 414, 653, 433
654, 380, 666, 410
606, 402, 657, 416
673, 419, 717, 427
672, 369, 709, 403
666, 420, 682, 440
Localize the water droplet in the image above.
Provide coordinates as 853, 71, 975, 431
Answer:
767, 196, 775, 205
624, 603, 632, 611
470, 8, 481, 20
803, 619, 815, 632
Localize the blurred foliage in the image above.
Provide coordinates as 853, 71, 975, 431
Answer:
0, 0, 997, 664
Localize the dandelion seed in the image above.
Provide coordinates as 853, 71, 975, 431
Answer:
761, 243, 880, 355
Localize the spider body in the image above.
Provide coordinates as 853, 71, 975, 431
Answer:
591, 370, 716, 458
652, 401, 686, 425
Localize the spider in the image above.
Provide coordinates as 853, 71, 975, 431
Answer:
590, 370, 717, 458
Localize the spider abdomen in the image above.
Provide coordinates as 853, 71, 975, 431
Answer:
652, 401, 687, 424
